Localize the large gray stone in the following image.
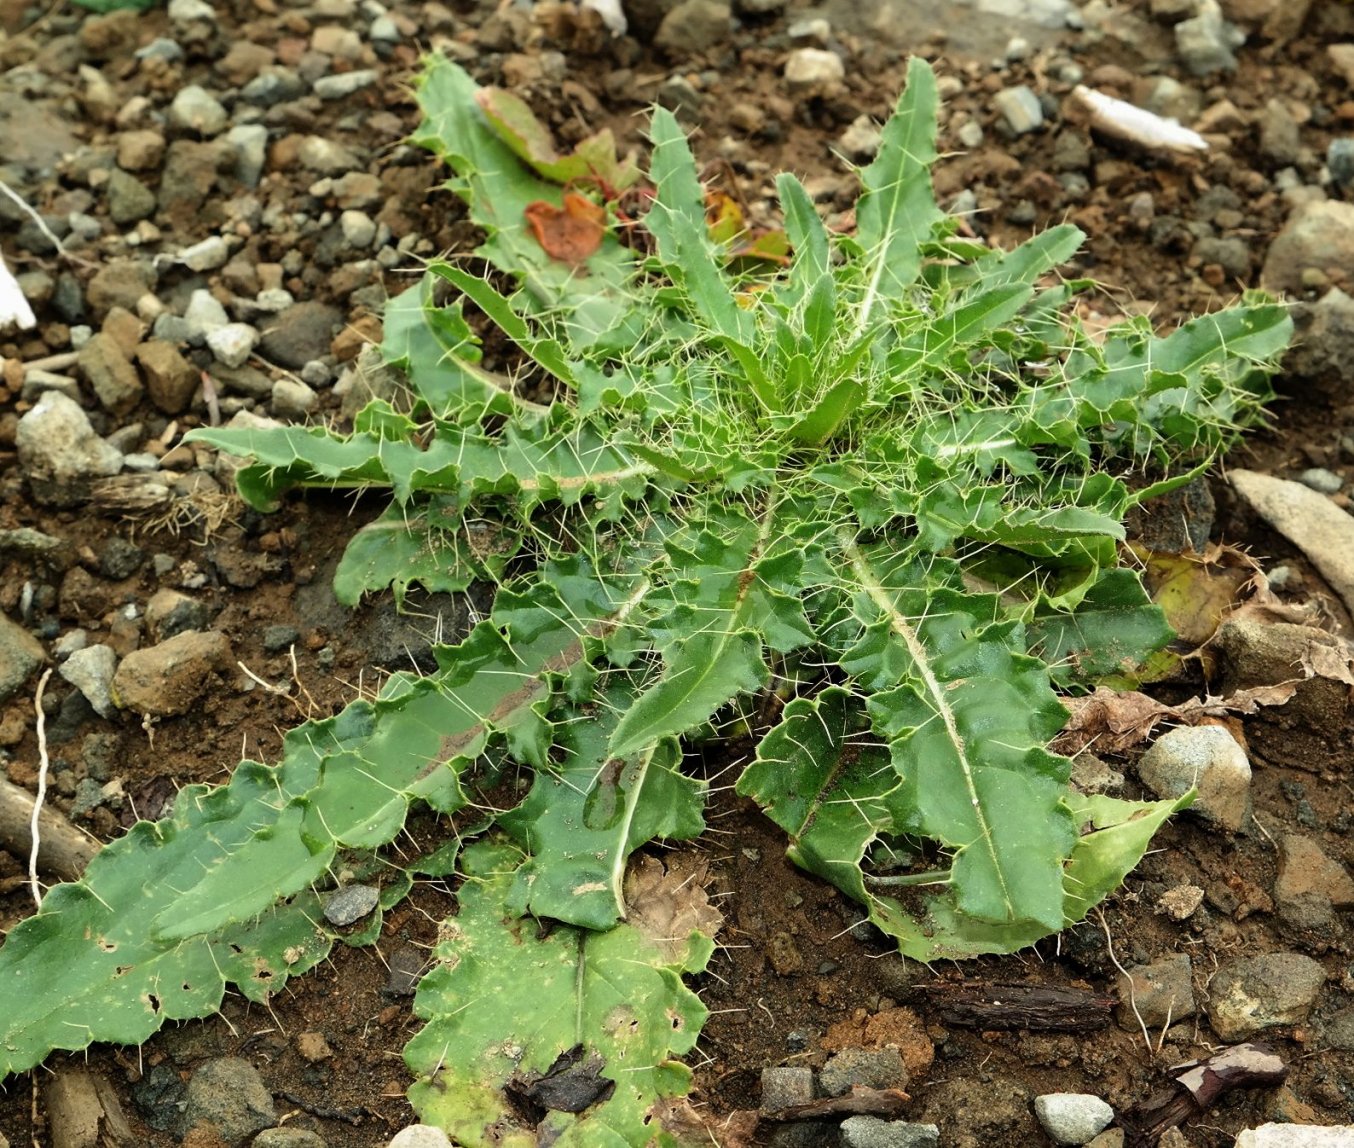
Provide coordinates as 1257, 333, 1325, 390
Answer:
1116, 953, 1195, 1030
1231, 470, 1354, 620
16, 391, 124, 507
0, 613, 45, 703
1208, 952, 1326, 1041
1263, 200, 1354, 295
179, 1057, 276, 1145
654, 0, 731, 55
386, 1129, 453, 1148
1033, 1093, 1115, 1145
58, 644, 117, 717
1137, 725, 1251, 832
1234, 1124, 1354, 1147
111, 630, 232, 717
841, 1118, 940, 1148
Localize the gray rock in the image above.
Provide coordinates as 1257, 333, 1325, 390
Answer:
994, 85, 1044, 133
254, 1129, 327, 1148
168, 0, 215, 29
1324, 1007, 1354, 1051
323, 884, 379, 926
1235, 1126, 1354, 1148
1117, 953, 1195, 1030
179, 235, 231, 272
655, 76, 702, 123
107, 169, 157, 225
1033, 1094, 1114, 1145
0, 527, 71, 569
145, 589, 210, 641
386, 1129, 453, 1148
1209, 952, 1326, 1041
1329, 139, 1354, 187
0, 614, 45, 704
16, 392, 124, 507
100, 536, 145, 580
784, 48, 844, 97
78, 333, 144, 416
1260, 98, 1302, 165
841, 1118, 939, 1148
839, 115, 883, 160
1262, 199, 1354, 295
819, 1047, 907, 1097
111, 630, 232, 717
654, 0, 731, 55
170, 85, 229, 136
1137, 725, 1250, 831
760, 1066, 813, 1112
1299, 467, 1343, 494
137, 341, 199, 414
179, 1057, 276, 1145
975, 0, 1072, 28
1175, 1, 1244, 74
227, 123, 269, 188
1192, 236, 1250, 279
263, 625, 300, 653
242, 68, 307, 107
207, 323, 259, 369
259, 301, 341, 368
1230, 470, 1354, 620
183, 289, 230, 342
1287, 289, 1354, 396
313, 70, 378, 100
735, 0, 787, 11
59, 644, 117, 717
339, 209, 376, 249
159, 140, 226, 223
370, 15, 400, 44
297, 136, 361, 175
137, 37, 185, 63
272, 377, 319, 418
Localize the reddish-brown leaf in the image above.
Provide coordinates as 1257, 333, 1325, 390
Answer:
524, 193, 606, 265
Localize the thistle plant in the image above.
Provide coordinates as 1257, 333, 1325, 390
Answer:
0, 57, 1290, 1144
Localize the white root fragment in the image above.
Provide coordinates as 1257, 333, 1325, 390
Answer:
0, 249, 37, 332
1068, 85, 1208, 154
581, 0, 626, 35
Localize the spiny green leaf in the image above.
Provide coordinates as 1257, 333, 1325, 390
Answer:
852, 56, 945, 326
841, 541, 1076, 933
499, 692, 705, 930
608, 628, 767, 759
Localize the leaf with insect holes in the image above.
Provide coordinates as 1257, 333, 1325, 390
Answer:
406, 839, 714, 1148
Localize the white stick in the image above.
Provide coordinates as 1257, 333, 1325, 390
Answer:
29, 668, 53, 908
1068, 86, 1208, 154
0, 249, 37, 333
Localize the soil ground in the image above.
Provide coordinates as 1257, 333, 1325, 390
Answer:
1, 1, 1353, 1146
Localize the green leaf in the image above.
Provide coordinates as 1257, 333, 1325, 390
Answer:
608, 628, 767, 758
405, 840, 713, 1148
1027, 568, 1175, 688
852, 57, 946, 327
736, 688, 906, 922
841, 541, 1076, 934
429, 261, 578, 388
474, 86, 640, 191
381, 274, 517, 420
499, 693, 706, 930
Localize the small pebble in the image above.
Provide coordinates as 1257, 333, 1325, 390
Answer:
1298, 467, 1343, 495
323, 884, 380, 926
